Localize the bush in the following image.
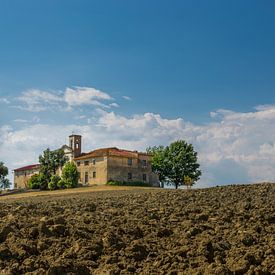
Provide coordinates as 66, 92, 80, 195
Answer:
62, 162, 79, 188
57, 179, 66, 189
106, 180, 151, 187
28, 173, 47, 189
48, 175, 61, 190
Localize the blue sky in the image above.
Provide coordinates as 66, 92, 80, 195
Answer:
0, 1, 275, 187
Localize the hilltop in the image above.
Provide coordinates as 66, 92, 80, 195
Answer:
0, 183, 274, 274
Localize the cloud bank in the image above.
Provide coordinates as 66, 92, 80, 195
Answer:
1, 103, 275, 187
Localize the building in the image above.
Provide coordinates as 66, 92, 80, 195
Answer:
13, 135, 159, 188
13, 164, 40, 189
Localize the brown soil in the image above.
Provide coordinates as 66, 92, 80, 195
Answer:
0, 183, 274, 274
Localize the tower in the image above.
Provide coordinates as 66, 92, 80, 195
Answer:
69, 134, 82, 158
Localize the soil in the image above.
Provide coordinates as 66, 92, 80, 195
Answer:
0, 183, 274, 274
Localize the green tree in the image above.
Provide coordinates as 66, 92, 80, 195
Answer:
57, 179, 66, 189
147, 146, 170, 188
61, 162, 79, 188
0, 162, 10, 189
167, 140, 201, 189
149, 141, 201, 189
48, 175, 61, 190
39, 148, 68, 180
28, 173, 48, 189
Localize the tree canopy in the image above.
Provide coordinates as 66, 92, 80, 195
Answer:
0, 162, 11, 189
39, 148, 68, 180
147, 146, 170, 188
148, 140, 201, 189
62, 162, 79, 188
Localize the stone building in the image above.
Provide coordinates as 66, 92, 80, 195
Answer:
13, 135, 159, 188
13, 164, 40, 189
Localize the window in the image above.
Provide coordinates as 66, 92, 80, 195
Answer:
76, 143, 79, 149
77, 161, 81, 166
143, 174, 147, 181
84, 161, 89, 166
128, 158, 133, 166
128, 172, 132, 180
93, 171, 96, 178
141, 160, 147, 167
85, 172, 89, 184
92, 159, 96, 165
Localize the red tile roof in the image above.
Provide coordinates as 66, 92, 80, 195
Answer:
74, 147, 149, 160
14, 164, 40, 172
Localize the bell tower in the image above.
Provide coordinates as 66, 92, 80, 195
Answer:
69, 134, 82, 158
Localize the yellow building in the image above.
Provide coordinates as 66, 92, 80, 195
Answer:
13, 164, 40, 189
13, 135, 159, 188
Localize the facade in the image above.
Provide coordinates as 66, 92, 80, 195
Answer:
13, 135, 160, 188
74, 147, 159, 186
14, 164, 40, 189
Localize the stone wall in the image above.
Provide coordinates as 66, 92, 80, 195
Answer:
74, 154, 159, 186
107, 155, 159, 186
14, 169, 39, 189
75, 156, 108, 185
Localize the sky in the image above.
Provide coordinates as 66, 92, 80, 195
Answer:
0, 0, 275, 187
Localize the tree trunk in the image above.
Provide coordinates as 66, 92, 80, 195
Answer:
175, 183, 178, 189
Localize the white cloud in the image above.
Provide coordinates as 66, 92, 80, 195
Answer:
64, 87, 113, 108
74, 115, 87, 120
1, 105, 275, 188
16, 89, 63, 112
13, 119, 28, 123
122, 96, 131, 101
14, 86, 116, 112
0, 98, 10, 104
109, 103, 120, 108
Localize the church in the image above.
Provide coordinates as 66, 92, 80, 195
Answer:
13, 135, 159, 189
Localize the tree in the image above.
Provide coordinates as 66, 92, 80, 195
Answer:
61, 162, 79, 188
0, 162, 10, 189
147, 146, 170, 188
57, 179, 66, 189
184, 175, 194, 189
149, 140, 201, 189
48, 175, 61, 190
39, 148, 68, 180
28, 173, 48, 189
167, 140, 201, 189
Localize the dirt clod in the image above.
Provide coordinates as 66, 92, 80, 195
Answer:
0, 183, 273, 273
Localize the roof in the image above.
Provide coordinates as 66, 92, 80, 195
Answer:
14, 164, 40, 172
74, 147, 150, 160
61, 145, 72, 151
69, 134, 82, 137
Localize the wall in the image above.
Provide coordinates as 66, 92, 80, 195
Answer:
75, 156, 108, 185
14, 168, 40, 189
107, 155, 159, 186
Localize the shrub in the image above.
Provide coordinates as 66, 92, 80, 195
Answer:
28, 173, 47, 189
106, 180, 151, 187
57, 179, 66, 189
62, 162, 79, 188
48, 175, 61, 190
